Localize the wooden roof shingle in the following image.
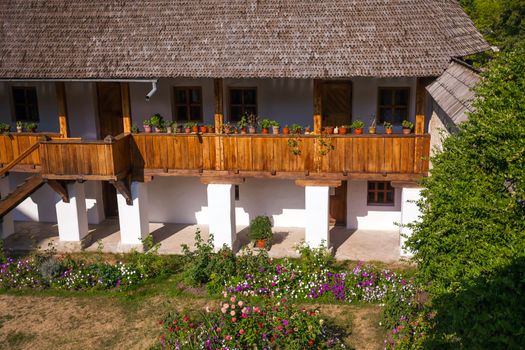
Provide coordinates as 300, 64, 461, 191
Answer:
0, 0, 490, 79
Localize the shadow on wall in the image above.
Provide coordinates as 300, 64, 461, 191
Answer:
10, 173, 58, 222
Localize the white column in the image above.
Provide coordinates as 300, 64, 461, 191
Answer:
305, 186, 330, 248
117, 182, 149, 246
56, 182, 89, 242
400, 187, 423, 257
0, 176, 15, 238
207, 184, 236, 249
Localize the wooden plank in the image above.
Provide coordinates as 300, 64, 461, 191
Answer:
200, 176, 245, 185
56, 82, 69, 138
214, 78, 224, 134
313, 79, 322, 133
296, 179, 342, 187
120, 83, 132, 133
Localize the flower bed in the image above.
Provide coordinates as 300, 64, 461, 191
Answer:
158, 293, 347, 349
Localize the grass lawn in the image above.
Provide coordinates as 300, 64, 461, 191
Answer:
0, 272, 387, 350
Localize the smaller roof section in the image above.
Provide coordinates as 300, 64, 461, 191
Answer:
427, 59, 481, 125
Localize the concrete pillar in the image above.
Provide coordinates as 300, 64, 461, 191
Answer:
305, 186, 330, 248
0, 176, 15, 238
207, 184, 236, 249
400, 187, 423, 257
56, 182, 89, 243
117, 182, 149, 247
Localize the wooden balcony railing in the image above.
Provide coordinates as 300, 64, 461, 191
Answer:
0, 133, 61, 172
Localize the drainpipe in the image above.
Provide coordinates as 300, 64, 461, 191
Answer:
145, 81, 157, 101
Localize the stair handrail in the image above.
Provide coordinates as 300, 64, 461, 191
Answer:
0, 141, 40, 177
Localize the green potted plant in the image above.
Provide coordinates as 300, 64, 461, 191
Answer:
184, 121, 195, 134
25, 122, 38, 133
166, 121, 174, 134
259, 119, 272, 134
247, 113, 258, 134
16, 121, 24, 133
206, 124, 214, 133
369, 116, 377, 134
291, 124, 303, 134
339, 125, 350, 135
131, 123, 140, 134
199, 124, 207, 133
175, 122, 183, 133
223, 122, 232, 134
383, 121, 393, 135
402, 120, 414, 134
270, 120, 280, 135
150, 113, 165, 133
249, 215, 273, 249
282, 124, 290, 135
0, 122, 11, 134
143, 119, 152, 133
351, 120, 365, 135
237, 115, 248, 134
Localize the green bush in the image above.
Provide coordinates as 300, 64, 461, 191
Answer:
249, 216, 272, 241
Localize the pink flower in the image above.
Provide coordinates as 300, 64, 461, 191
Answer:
232, 317, 237, 322
223, 303, 229, 309
239, 329, 245, 335
225, 335, 232, 341
230, 310, 236, 316
230, 296, 236, 303
237, 301, 244, 307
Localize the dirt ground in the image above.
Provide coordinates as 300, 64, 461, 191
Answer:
0, 291, 385, 350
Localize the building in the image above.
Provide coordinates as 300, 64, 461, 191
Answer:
0, 0, 488, 259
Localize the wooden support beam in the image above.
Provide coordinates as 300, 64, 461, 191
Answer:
200, 176, 245, 185
313, 79, 322, 134
390, 181, 422, 189
55, 82, 69, 138
415, 77, 430, 135
120, 82, 132, 133
295, 179, 341, 188
46, 180, 69, 203
110, 179, 132, 205
214, 78, 224, 134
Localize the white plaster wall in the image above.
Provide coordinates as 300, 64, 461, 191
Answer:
65, 82, 99, 140
346, 180, 401, 230
9, 173, 58, 222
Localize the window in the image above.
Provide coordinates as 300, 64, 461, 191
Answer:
229, 87, 257, 122
367, 181, 395, 206
12, 87, 39, 122
173, 87, 203, 121
378, 87, 409, 125
234, 185, 240, 201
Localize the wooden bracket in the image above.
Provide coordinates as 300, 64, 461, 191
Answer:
110, 179, 132, 205
46, 180, 69, 203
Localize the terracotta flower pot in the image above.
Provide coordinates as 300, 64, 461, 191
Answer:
324, 126, 334, 135
154, 127, 162, 133
166, 127, 173, 134
261, 128, 269, 134
305, 127, 311, 134
368, 127, 376, 134
385, 128, 393, 135
354, 128, 363, 135
339, 127, 347, 135
272, 126, 279, 135
209, 127, 215, 133
224, 126, 231, 134
176, 126, 182, 133
192, 126, 198, 133
185, 128, 191, 134
256, 239, 266, 249
200, 126, 207, 133
282, 127, 290, 135
143, 125, 152, 133
248, 126, 256, 134
402, 128, 411, 134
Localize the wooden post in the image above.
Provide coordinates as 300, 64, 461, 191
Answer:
313, 79, 322, 134
415, 78, 426, 135
55, 82, 69, 138
214, 78, 224, 134
120, 82, 132, 133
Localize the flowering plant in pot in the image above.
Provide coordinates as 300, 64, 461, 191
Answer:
249, 215, 272, 249
237, 115, 248, 134
223, 123, 232, 134
368, 117, 377, 134
143, 119, 152, 133
259, 119, 272, 134
25, 122, 38, 133
247, 113, 258, 134
184, 121, 195, 134
150, 113, 165, 133
304, 125, 311, 134
270, 120, 280, 134
16, 121, 24, 133
0, 122, 10, 134
323, 126, 334, 134
282, 124, 290, 135
351, 120, 365, 134
383, 121, 393, 134
291, 124, 303, 134
401, 119, 414, 134
339, 125, 349, 135
199, 124, 207, 133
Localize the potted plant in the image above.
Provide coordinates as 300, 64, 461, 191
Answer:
351, 120, 365, 135
237, 115, 248, 134
16, 121, 24, 133
339, 125, 349, 135
259, 119, 272, 134
206, 125, 214, 133
0, 122, 10, 134
131, 123, 140, 134
150, 113, 165, 133
291, 124, 303, 134
384, 121, 393, 135
282, 125, 290, 135
199, 124, 208, 133
304, 125, 311, 134
270, 120, 280, 135
223, 123, 232, 134
166, 121, 174, 134
249, 215, 273, 249
247, 113, 258, 134
184, 121, 194, 134
143, 119, 152, 133
25, 122, 38, 133
369, 117, 377, 134
175, 122, 183, 133
402, 120, 414, 134
192, 123, 199, 133
324, 126, 334, 134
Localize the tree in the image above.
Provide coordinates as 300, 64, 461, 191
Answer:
407, 45, 525, 348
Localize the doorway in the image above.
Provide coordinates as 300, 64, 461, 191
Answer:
321, 81, 353, 127
329, 181, 347, 226
96, 82, 124, 217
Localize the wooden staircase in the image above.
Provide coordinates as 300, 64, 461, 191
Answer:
0, 175, 44, 218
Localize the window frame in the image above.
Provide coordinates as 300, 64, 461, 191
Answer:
172, 86, 204, 122
367, 181, 395, 206
228, 87, 258, 122
377, 87, 410, 126
10, 86, 40, 122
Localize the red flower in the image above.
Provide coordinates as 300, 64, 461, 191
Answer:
308, 339, 314, 346
258, 322, 263, 329
172, 320, 177, 325
239, 329, 245, 335
277, 325, 283, 331
183, 315, 190, 322
159, 320, 164, 325
167, 327, 173, 332
175, 326, 180, 331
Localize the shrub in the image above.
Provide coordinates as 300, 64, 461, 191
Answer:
38, 257, 64, 281
157, 294, 347, 349
249, 216, 272, 241
401, 120, 413, 129
351, 120, 365, 129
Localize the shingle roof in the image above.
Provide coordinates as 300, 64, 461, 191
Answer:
426, 59, 481, 124
0, 0, 489, 79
